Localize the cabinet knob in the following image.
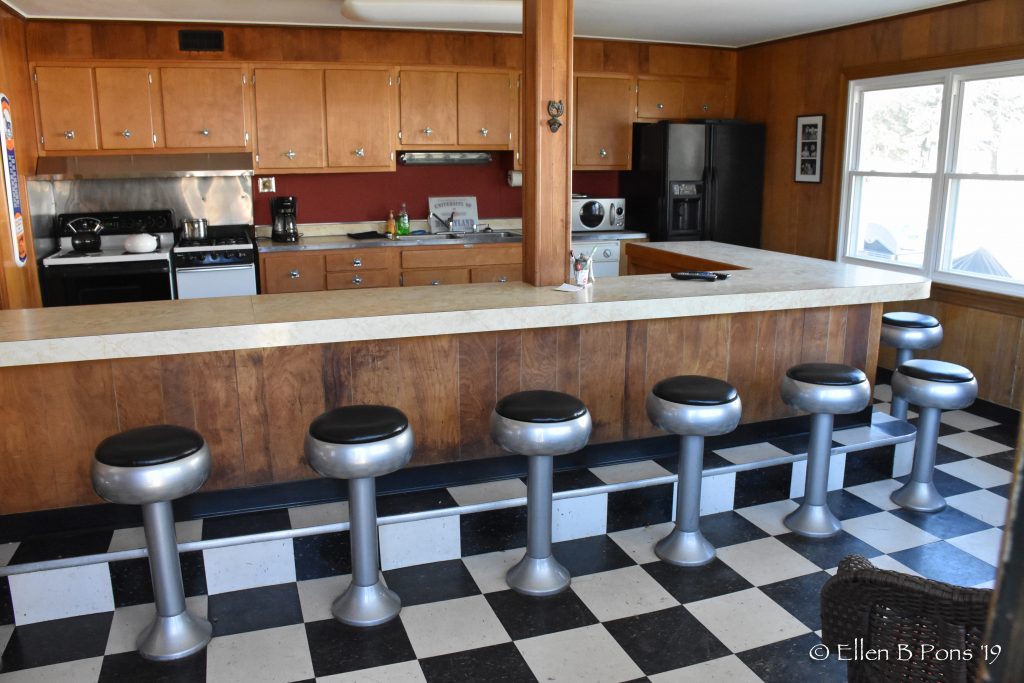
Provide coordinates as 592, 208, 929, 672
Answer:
423, 127, 433, 136
603, 249, 612, 258
480, 127, 489, 137
121, 129, 132, 139
431, 280, 441, 286
285, 150, 297, 159
63, 130, 75, 140
499, 276, 507, 283
352, 258, 362, 267
289, 270, 300, 278
352, 276, 363, 285
354, 147, 365, 157
702, 103, 710, 111
200, 128, 210, 136
656, 103, 665, 109
599, 148, 608, 158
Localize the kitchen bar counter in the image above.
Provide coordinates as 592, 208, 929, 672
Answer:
256, 232, 523, 253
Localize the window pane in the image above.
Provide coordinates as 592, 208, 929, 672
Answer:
850, 176, 932, 266
858, 84, 943, 172
956, 74, 1024, 175
945, 179, 1024, 282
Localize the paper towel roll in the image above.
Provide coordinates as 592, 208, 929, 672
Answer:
507, 170, 523, 187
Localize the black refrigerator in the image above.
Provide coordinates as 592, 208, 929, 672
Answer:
622, 120, 765, 247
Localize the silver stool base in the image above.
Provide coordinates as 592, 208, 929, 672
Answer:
137, 611, 212, 661
785, 412, 842, 539
891, 480, 946, 512
784, 503, 841, 538
506, 555, 570, 596
655, 529, 715, 567
333, 579, 401, 627
891, 405, 946, 513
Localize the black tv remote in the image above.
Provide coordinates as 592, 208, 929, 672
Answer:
670, 271, 729, 282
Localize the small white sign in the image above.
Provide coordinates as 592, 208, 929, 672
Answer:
428, 196, 479, 233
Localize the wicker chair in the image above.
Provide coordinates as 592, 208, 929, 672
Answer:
821, 555, 992, 683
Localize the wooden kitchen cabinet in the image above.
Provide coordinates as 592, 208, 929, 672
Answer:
261, 252, 326, 293
94, 67, 156, 150
574, 75, 635, 169
327, 270, 392, 290
325, 68, 395, 170
324, 248, 393, 272
457, 72, 513, 148
637, 79, 684, 119
399, 70, 457, 145
401, 244, 521, 270
254, 68, 325, 170
682, 80, 733, 119
401, 269, 470, 287
33, 67, 99, 151
471, 265, 522, 283
161, 67, 248, 149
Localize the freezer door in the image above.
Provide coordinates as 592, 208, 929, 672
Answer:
665, 124, 706, 180
705, 123, 765, 248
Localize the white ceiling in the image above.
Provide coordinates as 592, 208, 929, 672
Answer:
6, 0, 964, 48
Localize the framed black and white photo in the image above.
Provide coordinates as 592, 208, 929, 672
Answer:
795, 114, 824, 183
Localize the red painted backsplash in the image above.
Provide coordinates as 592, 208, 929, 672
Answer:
254, 152, 621, 224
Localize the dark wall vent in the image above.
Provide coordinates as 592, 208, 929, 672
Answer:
178, 30, 225, 52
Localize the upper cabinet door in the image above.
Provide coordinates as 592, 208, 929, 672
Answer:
457, 72, 512, 147
161, 67, 247, 149
574, 76, 635, 169
95, 67, 156, 150
35, 67, 99, 151
399, 71, 457, 145
254, 68, 325, 170
637, 79, 683, 119
325, 69, 394, 169
682, 81, 734, 119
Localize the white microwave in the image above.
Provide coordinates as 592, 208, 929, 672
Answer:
571, 197, 626, 231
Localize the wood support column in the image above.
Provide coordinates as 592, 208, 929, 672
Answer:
522, 0, 573, 286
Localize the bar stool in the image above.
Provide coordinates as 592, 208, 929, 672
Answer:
780, 363, 871, 538
647, 375, 741, 566
305, 405, 413, 626
91, 425, 212, 661
890, 359, 977, 512
491, 390, 592, 596
880, 312, 943, 420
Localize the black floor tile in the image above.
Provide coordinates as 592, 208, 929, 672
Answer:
776, 530, 882, 570
963, 399, 1019, 429
890, 506, 992, 539
552, 535, 635, 577
99, 649, 207, 682
1, 611, 113, 671
606, 484, 673, 532
109, 551, 207, 607
896, 469, 979, 498
604, 605, 730, 675
0, 577, 13, 626
738, 632, 846, 683
8, 529, 113, 565
293, 531, 351, 581
932, 443, 971, 466
842, 446, 896, 487
989, 484, 1011, 499
642, 557, 752, 604
759, 571, 832, 630
201, 509, 292, 541
304, 616, 416, 677
377, 489, 459, 517
486, 589, 597, 641
420, 642, 537, 683
979, 451, 1016, 473
699, 511, 769, 548
908, 417, 960, 437
890, 541, 996, 586
800, 490, 882, 521
734, 464, 793, 508
384, 559, 480, 607
460, 507, 527, 556
208, 582, 303, 637
971, 424, 1019, 450
769, 434, 841, 456
552, 468, 604, 492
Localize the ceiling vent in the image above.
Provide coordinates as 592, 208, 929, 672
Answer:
178, 30, 225, 52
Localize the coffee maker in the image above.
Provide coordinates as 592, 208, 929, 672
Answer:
270, 196, 299, 243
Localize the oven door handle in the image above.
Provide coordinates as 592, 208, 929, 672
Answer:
175, 265, 254, 273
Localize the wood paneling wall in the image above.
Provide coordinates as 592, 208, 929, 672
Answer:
0, 5, 40, 309
0, 305, 878, 514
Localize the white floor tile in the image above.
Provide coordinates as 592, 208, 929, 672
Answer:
296, 574, 350, 622
9, 563, 114, 625
936, 459, 1012, 489
318, 660, 426, 683
400, 594, 510, 659
685, 587, 809, 652
893, 441, 915, 477
831, 426, 877, 447
552, 493, 607, 542
713, 442, 791, 466
947, 528, 1004, 566
700, 472, 736, 516
203, 539, 296, 595
790, 453, 846, 499
715, 537, 819, 586
873, 384, 892, 402
940, 410, 998, 432
570, 565, 678, 621
846, 479, 901, 511
866, 555, 922, 576
650, 654, 762, 682
947, 490, 1009, 527
379, 516, 461, 570
206, 624, 314, 683
108, 520, 203, 553
105, 596, 207, 655
0, 543, 18, 567
937, 432, 1010, 458
0, 657, 102, 682
608, 523, 675, 565
461, 548, 524, 594
448, 479, 527, 507
516, 624, 644, 683
591, 460, 672, 484
974, 579, 996, 589
0, 624, 13, 656
288, 501, 349, 529
842, 512, 940, 554
873, 402, 892, 415
735, 499, 799, 536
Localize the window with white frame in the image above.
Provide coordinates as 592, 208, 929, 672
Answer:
839, 60, 1024, 297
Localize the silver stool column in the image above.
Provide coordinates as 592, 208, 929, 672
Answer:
491, 390, 592, 596
306, 405, 413, 627
780, 363, 871, 538
890, 359, 977, 512
91, 425, 213, 661
880, 312, 943, 420
646, 376, 741, 566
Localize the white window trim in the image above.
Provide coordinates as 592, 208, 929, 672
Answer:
837, 58, 1024, 299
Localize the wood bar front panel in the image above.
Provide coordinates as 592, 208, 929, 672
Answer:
0, 304, 881, 514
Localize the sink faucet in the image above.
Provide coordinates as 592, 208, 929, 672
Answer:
430, 211, 455, 231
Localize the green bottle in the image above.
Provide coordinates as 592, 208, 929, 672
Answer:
397, 202, 411, 236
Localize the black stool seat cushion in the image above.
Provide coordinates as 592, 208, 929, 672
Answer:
787, 362, 867, 386
883, 311, 940, 328
495, 390, 587, 423
95, 425, 205, 468
653, 375, 738, 406
310, 405, 410, 445
898, 359, 975, 383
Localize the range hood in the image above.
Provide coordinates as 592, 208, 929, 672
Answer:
399, 152, 493, 166
32, 153, 254, 180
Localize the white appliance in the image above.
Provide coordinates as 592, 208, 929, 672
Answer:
173, 225, 258, 299
571, 197, 626, 231
571, 240, 620, 278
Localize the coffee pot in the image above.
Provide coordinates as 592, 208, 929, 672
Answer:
271, 196, 299, 243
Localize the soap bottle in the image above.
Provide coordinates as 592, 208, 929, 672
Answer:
397, 202, 411, 236
385, 210, 397, 239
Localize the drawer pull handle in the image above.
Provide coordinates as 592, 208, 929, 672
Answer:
121, 129, 132, 139
499, 276, 507, 283
289, 270, 300, 278
423, 127, 433, 136
352, 258, 362, 267
353, 276, 363, 285
354, 147, 365, 157
431, 280, 441, 286
63, 130, 75, 140
656, 103, 664, 109
480, 127, 489, 137
200, 128, 210, 136
285, 150, 297, 159
599, 148, 608, 158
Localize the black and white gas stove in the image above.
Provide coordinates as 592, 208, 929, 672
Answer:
172, 225, 258, 299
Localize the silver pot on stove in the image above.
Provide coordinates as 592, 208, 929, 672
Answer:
181, 218, 208, 241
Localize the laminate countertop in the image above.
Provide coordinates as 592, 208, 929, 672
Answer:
0, 242, 928, 367
255, 230, 646, 253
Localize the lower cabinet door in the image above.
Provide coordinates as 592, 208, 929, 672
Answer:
327, 269, 391, 290
470, 265, 523, 283
401, 269, 471, 287
262, 253, 326, 293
